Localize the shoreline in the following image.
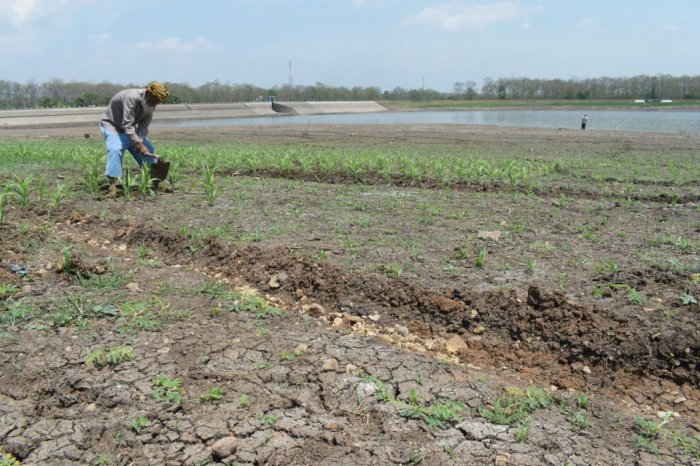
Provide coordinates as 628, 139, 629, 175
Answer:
3, 123, 699, 155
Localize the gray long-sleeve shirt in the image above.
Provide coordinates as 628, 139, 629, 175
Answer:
100, 88, 155, 145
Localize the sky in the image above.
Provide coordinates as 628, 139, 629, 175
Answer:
1, 0, 699, 92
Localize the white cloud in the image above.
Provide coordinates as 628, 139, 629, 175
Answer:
663, 24, 679, 32
575, 18, 594, 29
0, 0, 69, 29
133, 36, 218, 53
407, 1, 542, 32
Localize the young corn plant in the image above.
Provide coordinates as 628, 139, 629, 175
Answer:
118, 171, 139, 201
51, 182, 67, 208
137, 164, 155, 198
0, 190, 8, 224
82, 163, 102, 197
167, 160, 181, 190
9, 175, 33, 207
201, 164, 219, 206
475, 248, 487, 268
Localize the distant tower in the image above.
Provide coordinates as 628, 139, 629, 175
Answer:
289, 60, 293, 87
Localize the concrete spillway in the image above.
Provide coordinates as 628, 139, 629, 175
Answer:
0, 101, 387, 129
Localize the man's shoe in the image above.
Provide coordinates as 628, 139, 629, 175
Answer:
107, 183, 118, 199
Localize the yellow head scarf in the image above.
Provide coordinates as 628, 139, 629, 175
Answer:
147, 82, 170, 103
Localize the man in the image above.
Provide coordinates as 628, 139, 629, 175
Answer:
100, 81, 170, 196
581, 114, 588, 130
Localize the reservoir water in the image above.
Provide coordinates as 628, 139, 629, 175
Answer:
154, 109, 700, 135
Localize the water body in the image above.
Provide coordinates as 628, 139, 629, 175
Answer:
155, 109, 700, 135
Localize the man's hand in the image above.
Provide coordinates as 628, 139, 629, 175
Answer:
134, 142, 149, 155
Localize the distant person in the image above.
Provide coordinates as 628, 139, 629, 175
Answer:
100, 82, 170, 197
581, 114, 588, 130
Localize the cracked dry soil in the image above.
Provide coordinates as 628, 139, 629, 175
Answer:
0, 123, 699, 465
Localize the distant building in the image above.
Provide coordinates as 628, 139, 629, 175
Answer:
661, 99, 673, 103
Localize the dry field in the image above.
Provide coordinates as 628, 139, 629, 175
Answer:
0, 123, 699, 465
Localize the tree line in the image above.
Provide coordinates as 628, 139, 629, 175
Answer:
0, 74, 698, 109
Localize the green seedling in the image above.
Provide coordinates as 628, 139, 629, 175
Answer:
151, 374, 183, 404
382, 263, 404, 279
166, 159, 181, 189
137, 163, 155, 198
0, 284, 20, 299
0, 190, 9, 223
201, 164, 219, 206
200, 387, 224, 403
680, 292, 697, 305
407, 449, 425, 465
58, 246, 78, 275
131, 416, 151, 433
593, 284, 605, 299
93, 452, 111, 465
257, 413, 278, 426
0, 450, 21, 466
525, 258, 536, 274
238, 393, 251, 408
85, 346, 134, 367
475, 247, 487, 268
570, 410, 593, 430
82, 163, 102, 196
229, 294, 283, 320
51, 182, 67, 208
515, 421, 531, 442
9, 174, 34, 207
627, 288, 645, 305
575, 394, 590, 408
479, 385, 553, 427
253, 360, 270, 370
279, 351, 299, 361
77, 271, 130, 291
398, 397, 467, 430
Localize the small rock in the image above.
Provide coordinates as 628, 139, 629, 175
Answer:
470, 309, 479, 319
345, 363, 357, 373
268, 275, 281, 289
477, 230, 502, 241
495, 452, 511, 466
582, 366, 592, 374
306, 303, 326, 317
294, 343, 309, 354
332, 317, 344, 327
211, 436, 237, 460
445, 335, 468, 354
674, 397, 687, 404
394, 324, 409, 336
126, 282, 141, 292
368, 314, 381, 322
84, 403, 97, 412
472, 324, 486, 335
322, 358, 339, 371
117, 244, 128, 251
570, 362, 585, 372
356, 382, 377, 398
